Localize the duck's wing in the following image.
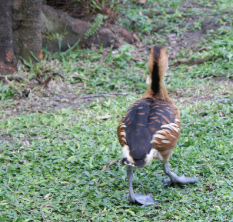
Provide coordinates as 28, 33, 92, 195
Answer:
148, 100, 181, 161
118, 99, 152, 168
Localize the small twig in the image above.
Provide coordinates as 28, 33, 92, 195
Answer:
102, 159, 120, 172
157, 10, 175, 15
35, 76, 42, 84
52, 72, 65, 79
145, 10, 175, 17
81, 92, 129, 99
165, 10, 176, 15
154, 24, 167, 32
174, 56, 215, 66
42, 75, 52, 88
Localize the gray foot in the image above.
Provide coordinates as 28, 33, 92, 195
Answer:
163, 175, 199, 186
163, 163, 199, 186
163, 178, 172, 186
126, 166, 157, 205
127, 193, 156, 205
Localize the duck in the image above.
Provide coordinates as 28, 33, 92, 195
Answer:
117, 45, 199, 205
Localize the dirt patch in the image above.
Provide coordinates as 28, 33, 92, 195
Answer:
1, 80, 84, 118
0, 134, 13, 143
168, 17, 219, 54
1, 1, 231, 118
0, 78, 130, 118
170, 77, 233, 106
169, 22, 221, 60
1, 75, 232, 119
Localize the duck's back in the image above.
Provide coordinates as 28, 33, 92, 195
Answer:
118, 98, 180, 168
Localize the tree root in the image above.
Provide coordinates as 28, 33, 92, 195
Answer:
174, 55, 215, 66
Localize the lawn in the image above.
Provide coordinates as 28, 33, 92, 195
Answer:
0, 0, 233, 221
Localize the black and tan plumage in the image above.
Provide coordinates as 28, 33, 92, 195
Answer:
117, 46, 198, 205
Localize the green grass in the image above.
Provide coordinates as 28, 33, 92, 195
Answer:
0, 97, 233, 221
52, 44, 148, 95
0, 0, 233, 221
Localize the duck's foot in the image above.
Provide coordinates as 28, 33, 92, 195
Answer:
127, 193, 156, 205
126, 165, 157, 205
163, 175, 199, 186
163, 163, 199, 186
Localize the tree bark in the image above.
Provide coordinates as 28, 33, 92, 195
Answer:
0, 0, 17, 74
13, 0, 43, 61
0, 1, 134, 75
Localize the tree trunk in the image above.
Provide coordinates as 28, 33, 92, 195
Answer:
0, 0, 17, 74
0, 0, 134, 75
13, 0, 43, 62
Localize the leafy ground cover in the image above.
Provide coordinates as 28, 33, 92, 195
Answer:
0, 0, 233, 221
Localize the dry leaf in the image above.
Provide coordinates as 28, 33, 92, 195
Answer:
96, 115, 112, 120
137, 0, 146, 3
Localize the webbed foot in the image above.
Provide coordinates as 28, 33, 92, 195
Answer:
163, 174, 199, 186
127, 193, 156, 205
126, 165, 157, 205
163, 163, 199, 186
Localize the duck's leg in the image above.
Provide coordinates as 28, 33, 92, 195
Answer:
126, 165, 136, 202
163, 163, 199, 186
126, 165, 156, 205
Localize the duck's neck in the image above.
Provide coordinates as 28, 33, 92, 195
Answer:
143, 62, 168, 100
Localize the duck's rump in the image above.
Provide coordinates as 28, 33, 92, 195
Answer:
120, 98, 176, 168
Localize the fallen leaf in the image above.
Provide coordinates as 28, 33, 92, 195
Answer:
97, 115, 112, 120
167, 33, 177, 40
133, 33, 140, 42
134, 56, 143, 62
137, 0, 146, 3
